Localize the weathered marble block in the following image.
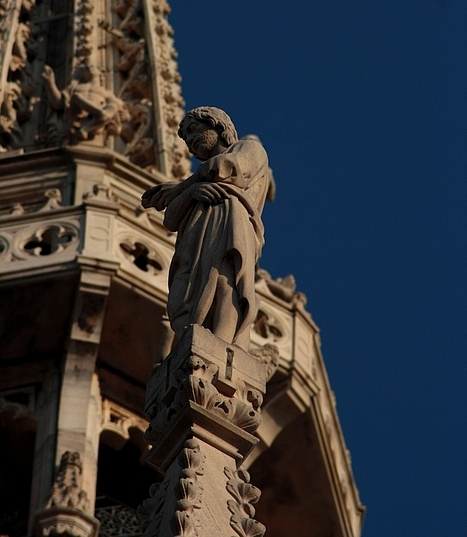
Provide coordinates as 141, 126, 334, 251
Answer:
143, 325, 268, 471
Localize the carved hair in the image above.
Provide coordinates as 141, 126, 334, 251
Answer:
178, 106, 238, 147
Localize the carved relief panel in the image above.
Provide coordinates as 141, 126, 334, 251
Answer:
0, 0, 41, 152
99, 0, 190, 178
0, 1, 190, 179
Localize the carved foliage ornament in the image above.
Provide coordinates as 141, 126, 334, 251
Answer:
137, 440, 205, 537
249, 344, 279, 382
255, 268, 307, 307
36, 451, 99, 537
137, 481, 168, 534
0, 188, 63, 220
171, 439, 205, 537
0, 0, 16, 70
74, 0, 94, 66
144, 356, 263, 444
224, 467, 265, 537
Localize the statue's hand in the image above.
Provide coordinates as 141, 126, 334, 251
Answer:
42, 65, 55, 84
141, 181, 180, 211
188, 183, 229, 205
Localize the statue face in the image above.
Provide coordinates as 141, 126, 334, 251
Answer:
183, 119, 220, 160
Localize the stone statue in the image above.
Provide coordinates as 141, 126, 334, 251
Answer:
142, 107, 270, 350
42, 64, 130, 143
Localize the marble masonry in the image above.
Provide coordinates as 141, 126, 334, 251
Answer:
0, 2, 364, 537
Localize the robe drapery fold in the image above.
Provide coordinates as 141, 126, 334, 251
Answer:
164, 139, 270, 344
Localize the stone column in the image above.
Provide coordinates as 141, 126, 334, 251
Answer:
32, 266, 114, 537
54, 269, 110, 508
138, 325, 268, 537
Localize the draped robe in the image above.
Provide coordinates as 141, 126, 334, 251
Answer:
163, 139, 270, 345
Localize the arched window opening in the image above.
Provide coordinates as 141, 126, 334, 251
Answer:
95, 432, 158, 537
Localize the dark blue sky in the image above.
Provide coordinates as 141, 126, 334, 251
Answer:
169, 2, 467, 536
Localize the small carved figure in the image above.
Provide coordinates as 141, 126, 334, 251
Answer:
0, 82, 24, 150
46, 451, 90, 511
42, 64, 130, 143
121, 100, 154, 167
142, 107, 270, 351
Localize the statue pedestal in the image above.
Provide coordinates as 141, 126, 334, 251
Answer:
140, 325, 267, 537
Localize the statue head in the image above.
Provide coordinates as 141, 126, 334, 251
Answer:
74, 63, 102, 83
178, 106, 238, 150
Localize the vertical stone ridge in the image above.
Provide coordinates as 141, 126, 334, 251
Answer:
74, 0, 94, 71
147, 0, 191, 178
